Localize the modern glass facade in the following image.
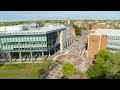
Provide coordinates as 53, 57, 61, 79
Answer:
0, 30, 62, 62
0, 25, 73, 63
0, 31, 61, 53
107, 35, 120, 52
0, 34, 47, 52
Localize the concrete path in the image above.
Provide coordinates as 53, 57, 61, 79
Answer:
45, 64, 63, 79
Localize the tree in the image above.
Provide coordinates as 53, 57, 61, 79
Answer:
87, 49, 110, 79
104, 51, 120, 78
72, 24, 81, 36
76, 27, 82, 36
96, 56, 105, 65
96, 49, 110, 61
62, 63, 75, 78
89, 23, 92, 30
86, 64, 106, 79
18, 21, 25, 24
36, 21, 44, 27
86, 50, 120, 79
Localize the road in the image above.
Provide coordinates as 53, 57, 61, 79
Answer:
64, 30, 88, 57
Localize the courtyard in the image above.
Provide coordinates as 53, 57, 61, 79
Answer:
45, 54, 91, 79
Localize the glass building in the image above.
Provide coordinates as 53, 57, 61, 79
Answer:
0, 25, 71, 63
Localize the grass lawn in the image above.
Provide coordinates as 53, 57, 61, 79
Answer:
0, 60, 55, 79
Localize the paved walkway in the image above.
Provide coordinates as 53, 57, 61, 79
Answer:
45, 33, 90, 79
45, 64, 63, 79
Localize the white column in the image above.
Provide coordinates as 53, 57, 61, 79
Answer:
30, 52, 33, 62
8, 53, 11, 63
49, 50, 50, 57
42, 51, 44, 57
19, 52, 22, 63
87, 35, 89, 58
60, 31, 63, 53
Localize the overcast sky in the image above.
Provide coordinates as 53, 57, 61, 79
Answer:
0, 11, 120, 22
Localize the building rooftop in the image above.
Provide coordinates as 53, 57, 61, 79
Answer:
0, 25, 67, 36
91, 29, 120, 36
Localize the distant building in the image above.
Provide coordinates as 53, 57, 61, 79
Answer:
92, 23, 114, 30
85, 29, 120, 60
89, 24, 114, 34
74, 20, 89, 30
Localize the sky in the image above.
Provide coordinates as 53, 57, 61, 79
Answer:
0, 11, 120, 22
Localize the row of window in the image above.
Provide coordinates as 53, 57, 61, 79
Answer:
107, 47, 119, 51
0, 36, 47, 43
2, 41, 47, 45
2, 47, 47, 51
14, 47, 47, 50
107, 42, 120, 46
108, 36, 120, 40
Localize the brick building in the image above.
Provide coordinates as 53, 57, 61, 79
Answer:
85, 29, 120, 60
89, 24, 114, 34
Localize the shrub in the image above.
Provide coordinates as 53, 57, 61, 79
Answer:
62, 63, 75, 78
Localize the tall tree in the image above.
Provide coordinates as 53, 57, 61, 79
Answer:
72, 24, 81, 36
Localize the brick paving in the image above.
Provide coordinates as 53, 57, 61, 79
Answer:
45, 33, 90, 79
47, 54, 90, 79
45, 64, 63, 79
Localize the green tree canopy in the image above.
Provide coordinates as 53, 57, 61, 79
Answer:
86, 64, 105, 79
104, 51, 120, 78
96, 49, 110, 60
89, 23, 92, 30
87, 50, 120, 79
62, 63, 75, 78
96, 56, 105, 65
72, 24, 81, 36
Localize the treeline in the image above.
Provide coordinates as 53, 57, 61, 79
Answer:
0, 20, 44, 26
0, 20, 68, 26
44, 20, 66, 24
0, 21, 32, 26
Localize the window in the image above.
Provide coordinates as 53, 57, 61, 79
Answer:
118, 36, 119, 40
111, 36, 113, 40
39, 41, 41, 44
33, 42, 35, 44
116, 36, 118, 40
109, 36, 111, 40
45, 41, 46, 44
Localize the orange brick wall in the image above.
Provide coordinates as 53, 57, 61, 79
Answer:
100, 35, 107, 49
87, 35, 107, 59
88, 35, 100, 59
